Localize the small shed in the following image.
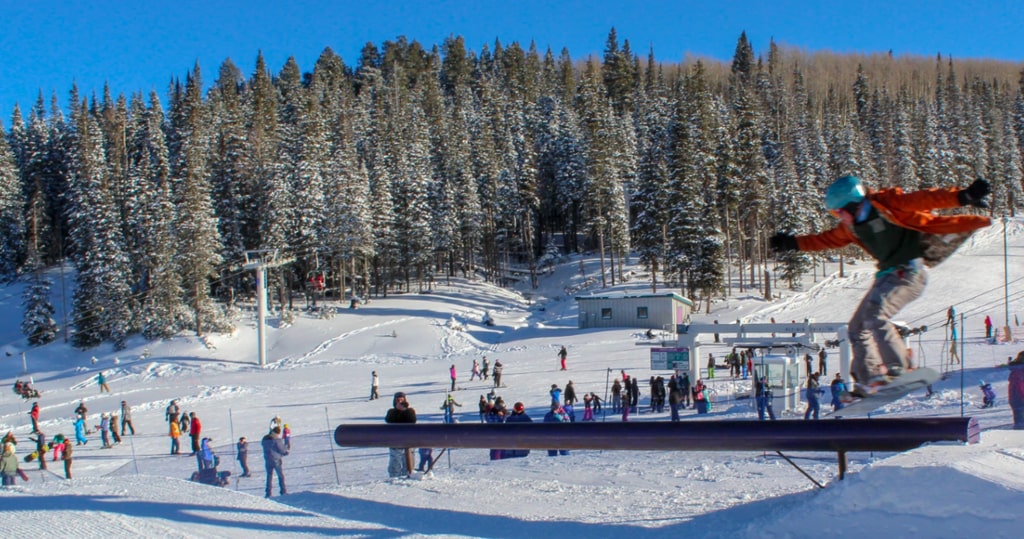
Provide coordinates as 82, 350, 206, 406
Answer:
576, 292, 693, 330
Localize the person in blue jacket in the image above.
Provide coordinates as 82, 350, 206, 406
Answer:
804, 373, 824, 420
830, 373, 847, 412
200, 437, 217, 470
261, 427, 289, 497
74, 415, 88, 445
543, 403, 570, 456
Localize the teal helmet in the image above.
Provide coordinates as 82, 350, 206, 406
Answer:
824, 175, 867, 210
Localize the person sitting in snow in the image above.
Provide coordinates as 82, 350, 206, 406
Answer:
980, 381, 997, 408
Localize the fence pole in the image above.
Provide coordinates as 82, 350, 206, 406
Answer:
229, 408, 237, 490
325, 407, 340, 485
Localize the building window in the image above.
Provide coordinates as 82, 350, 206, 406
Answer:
601, 308, 612, 319
637, 306, 649, 319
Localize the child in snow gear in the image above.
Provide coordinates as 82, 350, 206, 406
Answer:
237, 437, 251, 477
770, 175, 991, 395
441, 395, 462, 424
980, 381, 997, 408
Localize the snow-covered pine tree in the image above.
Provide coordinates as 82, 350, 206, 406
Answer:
21, 272, 58, 345
170, 63, 226, 335
68, 99, 134, 349
0, 122, 24, 281
130, 91, 187, 339
208, 58, 249, 272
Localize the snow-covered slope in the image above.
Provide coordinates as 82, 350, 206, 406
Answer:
0, 218, 1022, 538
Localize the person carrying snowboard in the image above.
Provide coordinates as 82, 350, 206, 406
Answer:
770, 175, 991, 396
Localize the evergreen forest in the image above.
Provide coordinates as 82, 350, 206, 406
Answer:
1, 30, 1022, 349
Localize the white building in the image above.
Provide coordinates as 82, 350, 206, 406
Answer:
576, 292, 693, 330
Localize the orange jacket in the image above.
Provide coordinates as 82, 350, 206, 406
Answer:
796, 186, 991, 265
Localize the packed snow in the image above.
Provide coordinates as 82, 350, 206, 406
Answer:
1, 218, 1022, 538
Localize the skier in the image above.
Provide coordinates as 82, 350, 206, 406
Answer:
449, 364, 457, 392
370, 371, 379, 400
984, 315, 993, 339
558, 346, 568, 370
770, 175, 991, 395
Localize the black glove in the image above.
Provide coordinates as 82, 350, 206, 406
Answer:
957, 178, 990, 208
769, 233, 798, 252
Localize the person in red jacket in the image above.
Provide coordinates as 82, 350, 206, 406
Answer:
770, 176, 991, 395
189, 412, 202, 455
29, 402, 40, 433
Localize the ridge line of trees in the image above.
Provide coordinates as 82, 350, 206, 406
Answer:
1, 30, 1021, 349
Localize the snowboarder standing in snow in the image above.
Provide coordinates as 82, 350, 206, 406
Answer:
770, 175, 991, 395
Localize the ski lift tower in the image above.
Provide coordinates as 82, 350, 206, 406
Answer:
244, 249, 294, 366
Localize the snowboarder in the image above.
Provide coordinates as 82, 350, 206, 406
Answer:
97, 371, 110, 393
770, 175, 991, 395
449, 364, 457, 392
984, 315, 993, 339
558, 346, 568, 370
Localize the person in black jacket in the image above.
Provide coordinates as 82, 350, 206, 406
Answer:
385, 392, 417, 477
261, 427, 289, 497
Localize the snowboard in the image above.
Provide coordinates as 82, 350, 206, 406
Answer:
830, 367, 940, 418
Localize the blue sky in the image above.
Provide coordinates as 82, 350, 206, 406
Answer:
1, 0, 1022, 122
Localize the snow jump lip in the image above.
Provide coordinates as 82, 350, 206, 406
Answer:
334, 417, 979, 453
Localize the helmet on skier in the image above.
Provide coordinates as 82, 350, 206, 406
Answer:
824, 175, 867, 210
